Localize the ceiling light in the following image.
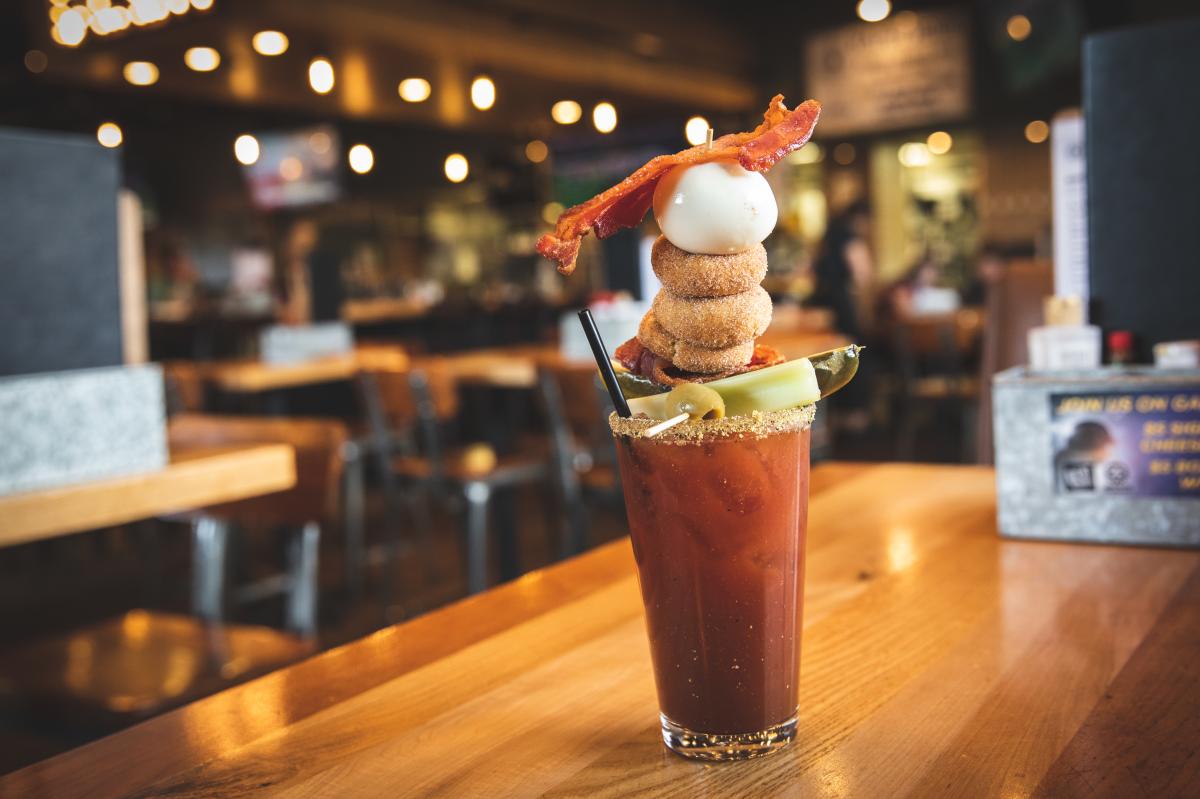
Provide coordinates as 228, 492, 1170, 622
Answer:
55, 8, 87, 46
184, 46, 220, 72
348, 144, 374, 174
96, 122, 123, 148
398, 77, 431, 103
898, 142, 931, 167
856, 0, 891, 23
309, 57, 334, 94
1025, 120, 1049, 143
252, 31, 288, 56
684, 116, 710, 146
444, 153, 469, 183
234, 134, 259, 165
1006, 15, 1032, 42
525, 139, 548, 163
592, 102, 617, 134
470, 75, 495, 111
551, 100, 581, 125
123, 61, 159, 86
926, 131, 953, 155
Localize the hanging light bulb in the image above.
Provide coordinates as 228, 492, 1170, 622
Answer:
551, 100, 582, 125
684, 116, 710, 146
398, 77, 431, 103
252, 31, 288, 56
96, 122, 123, 148
234, 134, 260, 165
592, 102, 617, 133
309, 57, 334, 94
184, 46, 220, 72
348, 144, 375, 174
470, 75, 495, 110
444, 153, 469, 183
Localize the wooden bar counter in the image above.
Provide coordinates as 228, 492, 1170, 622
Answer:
5, 463, 1198, 797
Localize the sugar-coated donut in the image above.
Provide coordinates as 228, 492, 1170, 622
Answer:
651, 236, 767, 298
652, 285, 772, 350
636, 309, 676, 361
636, 310, 755, 374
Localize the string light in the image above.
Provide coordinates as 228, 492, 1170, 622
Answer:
684, 116, 710, 146
234, 134, 259, 165
592, 102, 617, 134
348, 144, 374, 174
470, 76, 495, 110
184, 46, 220, 72
123, 61, 159, 86
190, 0, 214, 9
96, 122, 123, 148
398, 77, 431, 103
444, 153, 469, 183
308, 57, 334, 94
252, 31, 288, 56
551, 100, 581, 125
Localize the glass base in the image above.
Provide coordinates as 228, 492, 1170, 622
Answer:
660, 712, 797, 761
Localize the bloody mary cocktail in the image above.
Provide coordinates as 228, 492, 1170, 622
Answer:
611, 407, 812, 760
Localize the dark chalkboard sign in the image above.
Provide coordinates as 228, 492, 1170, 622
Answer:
1084, 19, 1200, 360
0, 128, 122, 376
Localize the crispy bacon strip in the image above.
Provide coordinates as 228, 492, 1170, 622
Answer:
613, 338, 785, 386
537, 95, 821, 274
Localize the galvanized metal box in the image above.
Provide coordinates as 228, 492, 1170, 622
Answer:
992, 366, 1200, 547
0, 364, 167, 496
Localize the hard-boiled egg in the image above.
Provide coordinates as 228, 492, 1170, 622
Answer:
652, 160, 778, 254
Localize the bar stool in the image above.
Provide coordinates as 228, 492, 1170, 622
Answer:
357, 361, 548, 597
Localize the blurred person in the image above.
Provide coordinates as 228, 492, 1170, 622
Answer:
810, 200, 874, 340
962, 245, 1007, 306
810, 200, 875, 433
278, 218, 317, 324
878, 253, 942, 324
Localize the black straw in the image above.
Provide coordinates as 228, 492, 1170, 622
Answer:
577, 308, 631, 418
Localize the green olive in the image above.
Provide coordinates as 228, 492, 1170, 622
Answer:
665, 383, 726, 420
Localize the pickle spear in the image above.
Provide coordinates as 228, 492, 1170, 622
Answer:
623, 344, 862, 420
809, 344, 863, 399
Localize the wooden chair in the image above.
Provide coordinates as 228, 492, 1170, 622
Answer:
976, 260, 1054, 462
893, 308, 986, 461
0, 418, 344, 735
167, 414, 348, 638
537, 362, 620, 557
357, 360, 549, 597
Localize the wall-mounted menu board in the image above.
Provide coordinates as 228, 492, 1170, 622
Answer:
804, 8, 971, 137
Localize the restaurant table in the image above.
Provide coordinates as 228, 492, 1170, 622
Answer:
8, 462, 1195, 798
0, 439, 295, 548
202, 345, 411, 394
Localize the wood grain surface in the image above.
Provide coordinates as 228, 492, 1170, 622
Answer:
4, 463, 1198, 798
0, 442, 295, 547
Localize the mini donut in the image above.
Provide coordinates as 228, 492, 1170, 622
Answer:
636, 310, 754, 374
652, 285, 772, 350
636, 308, 676, 361
651, 236, 768, 298
673, 339, 756, 374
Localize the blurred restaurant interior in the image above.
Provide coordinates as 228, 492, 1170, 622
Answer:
1, 0, 1199, 780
